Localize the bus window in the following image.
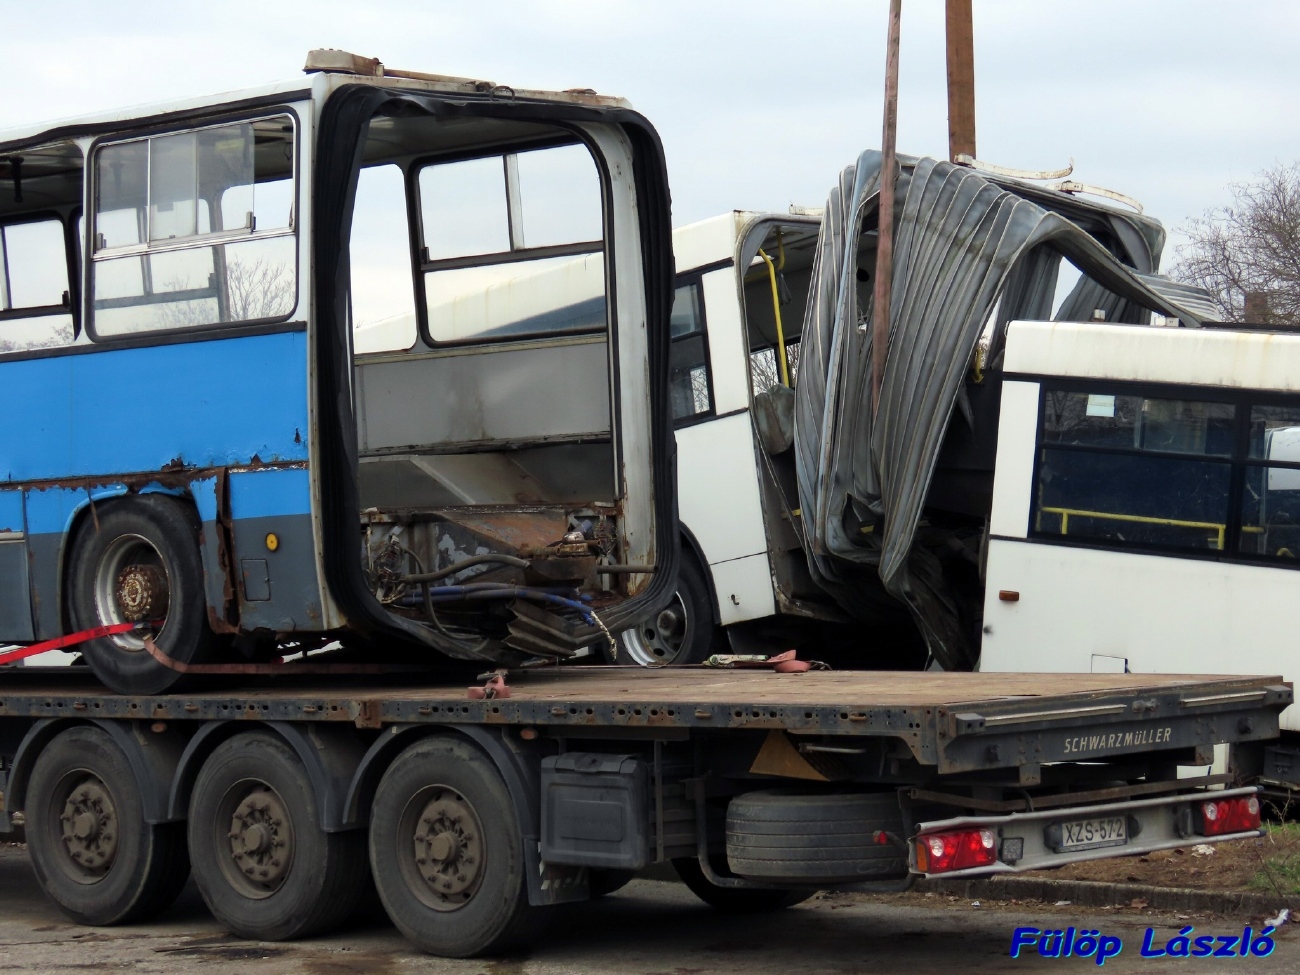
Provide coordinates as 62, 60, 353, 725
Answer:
1034, 390, 1235, 553
0, 218, 74, 353
669, 280, 712, 422
350, 163, 416, 355
91, 115, 297, 337
417, 143, 605, 344
1241, 404, 1300, 560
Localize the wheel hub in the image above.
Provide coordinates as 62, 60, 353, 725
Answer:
411, 789, 484, 904
115, 563, 169, 622
59, 777, 118, 875
228, 787, 293, 888
655, 607, 683, 639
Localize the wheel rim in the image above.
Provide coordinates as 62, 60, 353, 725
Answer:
215, 780, 296, 899
92, 533, 170, 651
51, 771, 119, 884
619, 590, 691, 665
397, 785, 486, 912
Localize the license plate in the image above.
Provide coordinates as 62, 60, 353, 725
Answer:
1058, 815, 1128, 852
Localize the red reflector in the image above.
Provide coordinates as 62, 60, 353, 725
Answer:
1198, 796, 1261, 836
915, 827, 998, 873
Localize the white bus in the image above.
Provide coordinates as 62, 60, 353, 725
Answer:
980, 317, 1300, 743
624, 209, 854, 664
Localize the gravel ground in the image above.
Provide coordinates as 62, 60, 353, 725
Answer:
2, 844, 1299, 973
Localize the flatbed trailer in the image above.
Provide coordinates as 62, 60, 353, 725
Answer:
0, 666, 1289, 957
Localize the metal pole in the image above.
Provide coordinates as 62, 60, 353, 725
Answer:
945, 0, 976, 161
871, 0, 902, 413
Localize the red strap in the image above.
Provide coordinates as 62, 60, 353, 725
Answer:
0, 622, 141, 666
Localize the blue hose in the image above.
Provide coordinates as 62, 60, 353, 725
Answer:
422, 585, 600, 625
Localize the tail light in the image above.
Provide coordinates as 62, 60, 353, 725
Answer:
915, 827, 998, 873
1196, 796, 1261, 836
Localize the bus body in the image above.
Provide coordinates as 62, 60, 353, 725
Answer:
981, 318, 1300, 746
0, 52, 677, 693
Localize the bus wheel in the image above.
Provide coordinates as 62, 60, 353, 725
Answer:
369, 736, 541, 958
672, 856, 812, 913
187, 731, 368, 941
25, 726, 190, 925
67, 494, 219, 695
613, 554, 717, 666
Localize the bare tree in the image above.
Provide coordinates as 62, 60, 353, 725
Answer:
1172, 163, 1300, 325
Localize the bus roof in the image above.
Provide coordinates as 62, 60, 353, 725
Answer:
0, 50, 629, 151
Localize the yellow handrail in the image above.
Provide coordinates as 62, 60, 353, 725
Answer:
757, 246, 790, 388
1039, 506, 1227, 551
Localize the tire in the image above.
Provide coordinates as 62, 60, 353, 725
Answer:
187, 731, 368, 941
369, 736, 541, 958
724, 790, 908, 883
67, 494, 221, 695
613, 552, 718, 666
672, 856, 812, 913
25, 726, 190, 925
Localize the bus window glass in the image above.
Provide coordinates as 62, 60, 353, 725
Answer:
1240, 464, 1300, 560
418, 156, 509, 260
1042, 391, 1234, 455
0, 219, 74, 353
149, 131, 201, 240
351, 163, 416, 355
424, 253, 605, 342
5, 220, 68, 308
91, 115, 296, 337
514, 144, 602, 248
1239, 404, 1300, 560
1248, 404, 1300, 460
418, 143, 606, 344
669, 282, 712, 421
95, 141, 146, 248
1034, 389, 1235, 553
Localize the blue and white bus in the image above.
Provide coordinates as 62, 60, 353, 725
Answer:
0, 49, 676, 694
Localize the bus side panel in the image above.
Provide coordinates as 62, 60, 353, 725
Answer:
0, 329, 313, 639
227, 467, 321, 631
0, 330, 310, 482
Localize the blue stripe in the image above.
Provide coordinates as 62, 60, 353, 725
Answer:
229, 467, 311, 519
0, 329, 309, 483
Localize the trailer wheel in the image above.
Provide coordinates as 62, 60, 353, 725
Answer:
187, 731, 368, 941
369, 736, 540, 958
672, 856, 812, 912
724, 790, 908, 883
614, 553, 718, 666
25, 726, 190, 925
67, 494, 220, 695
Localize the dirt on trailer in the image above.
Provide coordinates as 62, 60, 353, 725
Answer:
1026, 822, 1300, 895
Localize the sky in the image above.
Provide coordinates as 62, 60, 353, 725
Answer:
3, 0, 1299, 267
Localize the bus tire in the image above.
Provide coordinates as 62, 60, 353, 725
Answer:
612, 553, 718, 666
672, 856, 812, 913
368, 736, 541, 958
187, 731, 368, 941
67, 494, 220, 695
25, 726, 190, 925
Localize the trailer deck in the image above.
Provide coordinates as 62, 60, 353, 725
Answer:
1, 668, 1288, 774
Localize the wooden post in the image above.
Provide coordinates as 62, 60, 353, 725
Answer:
945, 0, 976, 161
871, 0, 902, 413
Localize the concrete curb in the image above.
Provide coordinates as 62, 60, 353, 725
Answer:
923, 876, 1298, 916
